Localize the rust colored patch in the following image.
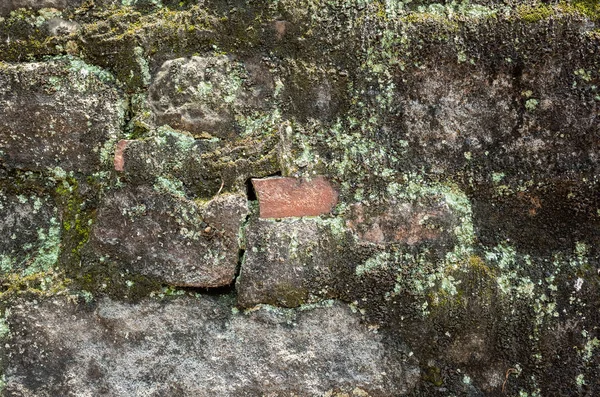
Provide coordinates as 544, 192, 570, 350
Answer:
252, 176, 338, 218
114, 139, 131, 172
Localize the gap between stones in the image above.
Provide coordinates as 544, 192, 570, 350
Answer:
162, 173, 280, 298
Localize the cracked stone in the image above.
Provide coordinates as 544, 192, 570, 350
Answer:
87, 188, 247, 287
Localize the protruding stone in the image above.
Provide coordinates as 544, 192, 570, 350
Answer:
149, 56, 274, 139
252, 176, 338, 218
88, 188, 247, 287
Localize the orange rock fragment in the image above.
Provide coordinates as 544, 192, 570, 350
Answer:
252, 176, 338, 218
114, 139, 131, 172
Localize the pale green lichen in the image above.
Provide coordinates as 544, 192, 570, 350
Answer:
0, 316, 9, 338
133, 46, 151, 86
525, 98, 539, 111
356, 252, 391, 276
153, 176, 187, 198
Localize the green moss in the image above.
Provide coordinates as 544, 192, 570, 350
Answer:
0, 270, 71, 300
55, 178, 93, 267
423, 364, 444, 387
517, 4, 555, 23
273, 283, 308, 307
560, 0, 600, 21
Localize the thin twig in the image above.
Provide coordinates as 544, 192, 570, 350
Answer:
215, 178, 225, 197
502, 368, 518, 393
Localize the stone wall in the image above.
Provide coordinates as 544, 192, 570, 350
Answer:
0, 1, 599, 396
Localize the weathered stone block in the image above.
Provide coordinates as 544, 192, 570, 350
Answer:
238, 188, 467, 309
149, 56, 274, 139
87, 188, 247, 287
0, 60, 123, 174
3, 296, 419, 396
113, 126, 280, 198
252, 176, 339, 218
0, 0, 70, 15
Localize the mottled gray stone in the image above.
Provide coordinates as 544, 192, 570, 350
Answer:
0, 60, 123, 174
45, 17, 80, 36
237, 193, 463, 308
148, 56, 274, 139
0, 189, 61, 274
88, 188, 247, 287
399, 66, 599, 182
3, 296, 420, 396
346, 198, 458, 246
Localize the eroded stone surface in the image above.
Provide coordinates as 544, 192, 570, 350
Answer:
3, 296, 420, 396
149, 56, 274, 139
0, 60, 123, 174
399, 66, 599, 183
253, 176, 339, 218
87, 188, 247, 287
115, 127, 280, 198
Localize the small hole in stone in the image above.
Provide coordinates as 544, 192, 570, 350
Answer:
245, 178, 257, 201
245, 171, 281, 201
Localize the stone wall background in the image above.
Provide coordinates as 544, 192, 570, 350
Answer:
0, 1, 599, 396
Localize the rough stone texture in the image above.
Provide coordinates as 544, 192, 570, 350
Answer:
398, 67, 599, 184
0, 187, 60, 275
237, 217, 335, 308
0, 1, 599, 396
87, 189, 247, 287
0, 1, 68, 15
3, 296, 420, 396
346, 199, 457, 246
253, 176, 339, 218
0, 61, 123, 174
149, 56, 274, 139
116, 127, 280, 198
237, 190, 464, 309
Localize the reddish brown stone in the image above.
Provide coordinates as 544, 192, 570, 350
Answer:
114, 139, 131, 172
346, 201, 456, 245
252, 176, 338, 218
